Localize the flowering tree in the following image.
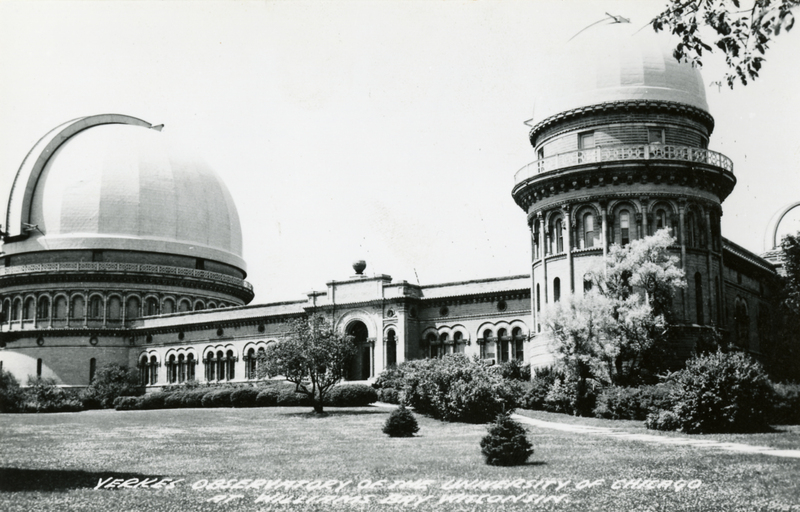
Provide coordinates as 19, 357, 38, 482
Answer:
258, 316, 356, 414
543, 230, 686, 409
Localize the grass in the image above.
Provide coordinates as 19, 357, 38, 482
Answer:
0, 407, 798, 511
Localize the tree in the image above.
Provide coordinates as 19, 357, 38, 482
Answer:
258, 316, 357, 414
543, 230, 686, 410
652, 0, 798, 87
80, 363, 143, 409
763, 231, 800, 382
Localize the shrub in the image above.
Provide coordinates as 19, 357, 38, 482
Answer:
0, 370, 24, 413
593, 385, 675, 421
542, 377, 577, 414
379, 388, 401, 404
23, 377, 83, 413
480, 414, 534, 466
163, 392, 186, 409
499, 360, 532, 382
79, 364, 143, 409
372, 366, 405, 391
115, 396, 143, 410
256, 387, 280, 407
275, 384, 312, 406
202, 389, 234, 408
139, 392, 171, 410
769, 382, 800, 425
231, 388, 260, 408
326, 384, 378, 407
519, 367, 561, 411
382, 405, 419, 437
668, 351, 774, 433
645, 410, 681, 431
182, 389, 209, 408
402, 355, 519, 423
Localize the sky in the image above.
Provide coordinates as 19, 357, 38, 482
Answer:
1, 0, 799, 304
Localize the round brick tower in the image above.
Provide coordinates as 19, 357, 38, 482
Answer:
511, 18, 736, 367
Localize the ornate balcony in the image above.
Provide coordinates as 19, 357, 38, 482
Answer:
515, 144, 733, 186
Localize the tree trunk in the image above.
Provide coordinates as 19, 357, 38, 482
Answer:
312, 397, 324, 414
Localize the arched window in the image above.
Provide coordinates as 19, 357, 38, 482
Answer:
178, 300, 191, 313
480, 329, 493, 360
187, 353, 195, 381
246, 348, 256, 379
162, 299, 175, 315
536, 284, 541, 311
23, 297, 35, 320
150, 355, 158, 385
583, 212, 594, 248
512, 327, 525, 361
195, 301, 205, 312
37, 358, 42, 378
205, 353, 215, 381
497, 328, 509, 362
655, 208, 667, 232
107, 297, 121, 320
126, 296, 140, 319
146, 297, 159, 316
178, 354, 186, 383
453, 331, 464, 354
710, 210, 721, 251
553, 277, 561, 302
0, 299, 8, 323
216, 351, 225, 381
72, 296, 85, 320
734, 298, 749, 349
37, 296, 50, 320
167, 355, 177, 384
89, 358, 96, 383
89, 296, 102, 319
695, 272, 704, 325
686, 211, 697, 247
620, 210, 630, 246
387, 330, 398, 364
555, 218, 564, 253
226, 350, 235, 380
11, 299, 20, 321
52, 297, 67, 320
139, 356, 149, 386
257, 347, 266, 377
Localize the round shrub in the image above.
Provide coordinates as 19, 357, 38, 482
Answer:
231, 388, 260, 408
164, 392, 186, 409
379, 388, 401, 404
79, 363, 142, 409
275, 385, 312, 407
645, 410, 681, 431
256, 387, 280, 407
0, 370, 24, 413
668, 351, 774, 433
480, 414, 533, 466
382, 405, 419, 437
202, 389, 234, 408
182, 389, 209, 408
326, 384, 378, 407
769, 383, 800, 425
139, 392, 169, 410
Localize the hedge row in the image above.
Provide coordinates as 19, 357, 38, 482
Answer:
114, 383, 376, 411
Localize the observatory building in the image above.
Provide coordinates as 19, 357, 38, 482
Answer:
0, 19, 786, 388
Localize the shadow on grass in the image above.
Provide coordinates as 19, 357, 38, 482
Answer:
0, 468, 164, 492
282, 408, 388, 418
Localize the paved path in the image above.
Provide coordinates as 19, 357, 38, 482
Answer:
511, 414, 800, 459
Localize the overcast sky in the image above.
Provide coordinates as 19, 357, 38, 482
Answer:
1, 0, 799, 304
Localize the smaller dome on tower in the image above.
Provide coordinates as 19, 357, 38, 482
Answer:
531, 17, 710, 128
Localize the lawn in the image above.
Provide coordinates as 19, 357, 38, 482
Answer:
1, 406, 799, 512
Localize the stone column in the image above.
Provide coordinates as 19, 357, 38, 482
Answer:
562, 204, 574, 293
678, 200, 687, 321
539, 212, 548, 305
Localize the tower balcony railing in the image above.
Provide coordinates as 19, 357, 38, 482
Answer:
514, 144, 733, 185
0, 261, 253, 291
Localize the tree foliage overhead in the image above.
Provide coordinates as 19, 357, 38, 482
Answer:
543, 230, 686, 404
652, 0, 798, 87
258, 315, 356, 414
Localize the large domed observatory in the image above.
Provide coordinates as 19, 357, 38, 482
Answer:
512, 17, 737, 367
0, 114, 253, 384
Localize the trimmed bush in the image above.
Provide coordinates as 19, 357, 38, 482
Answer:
231, 388, 260, 408
645, 410, 681, 431
668, 351, 774, 433
402, 355, 520, 423
256, 387, 280, 407
373, 366, 405, 391
182, 389, 209, 408
593, 385, 674, 421
499, 360, 531, 382
139, 392, 169, 410
769, 383, 800, 425
519, 367, 561, 411
115, 396, 143, 410
382, 405, 419, 437
275, 385, 312, 407
0, 370, 24, 413
379, 388, 401, 405
326, 384, 378, 407
164, 392, 186, 409
480, 414, 533, 466
202, 389, 234, 408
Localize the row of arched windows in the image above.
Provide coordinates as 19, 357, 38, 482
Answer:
0, 293, 232, 324
534, 201, 722, 258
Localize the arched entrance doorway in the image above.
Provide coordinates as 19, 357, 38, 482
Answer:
346, 321, 371, 380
